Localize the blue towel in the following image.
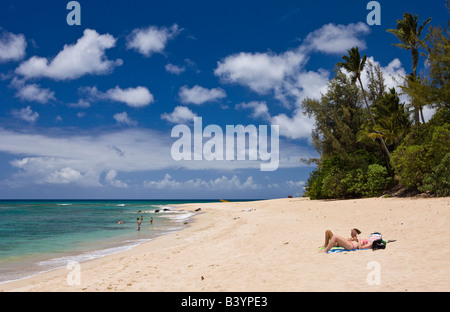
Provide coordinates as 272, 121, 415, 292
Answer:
319, 247, 368, 253
328, 247, 368, 253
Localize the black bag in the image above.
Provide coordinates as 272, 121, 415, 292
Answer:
372, 239, 386, 250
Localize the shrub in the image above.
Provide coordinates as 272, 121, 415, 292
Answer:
343, 164, 391, 197
365, 164, 393, 197
391, 108, 450, 191
419, 153, 450, 196
321, 169, 347, 199
304, 168, 326, 200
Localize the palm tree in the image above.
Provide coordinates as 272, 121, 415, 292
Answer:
387, 13, 432, 124
358, 88, 412, 150
338, 47, 392, 164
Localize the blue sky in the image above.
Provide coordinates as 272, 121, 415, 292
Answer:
0, 0, 448, 199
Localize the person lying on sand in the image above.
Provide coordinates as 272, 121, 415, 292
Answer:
320, 231, 381, 253
322, 228, 360, 248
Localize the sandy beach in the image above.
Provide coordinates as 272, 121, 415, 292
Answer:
0, 196, 449, 292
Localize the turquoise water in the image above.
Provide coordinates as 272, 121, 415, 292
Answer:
0, 200, 214, 283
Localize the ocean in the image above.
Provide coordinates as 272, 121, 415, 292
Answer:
0, 200, 215, 284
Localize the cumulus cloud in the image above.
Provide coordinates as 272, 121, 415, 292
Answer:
235, 101, 271, 120
161, 106, 197, 124
237, 101, 315, 140
106, 86, 154, 107
82, 86, 154, 107
270, 108, 315, 140
215, 50, 307, 95
127, 24, 181, 57
165, 63, 185, 75
0, 30, 27, 62
178, 85, 226, 105
303, 22, 371, 54
44, 167, 84, 184
143, 174, 260, 191
11, 106, 39, 123
11, 78, 56, 104
105, 170, 128, 188
10, 158, 101, 187
15, 29, 122, 80
113, 111, 138, 126
272, 69, 330, 107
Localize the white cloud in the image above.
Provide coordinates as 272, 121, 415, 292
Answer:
235, 101, 271, 120
44, 167, 83, 184
215, 50, 307, 94
11, 106, 39, 123
161, 106, 197, 124
127, 24, 181, 57
303, 22, 371, 54
178, 85, 226, 105
275, 69, 330, 107
143, 173, 181, 189
15, 29, 122, 80
82, 85, 154, 107
105, 170, 128, 188
0, 30, 27, 62
113, 111, 138, 126
10, 158, 101, 187
13, 82, 56, 104
271, 108, 315, 140
143, 174, 260, 191
106, 86, 154, 107
165, 63, 185, 75
236, 100, 317, 141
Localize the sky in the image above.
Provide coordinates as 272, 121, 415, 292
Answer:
0, 0, 448, 199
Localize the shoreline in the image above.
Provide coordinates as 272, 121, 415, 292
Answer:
0, 196, 449, 292
0, 201, 196, 285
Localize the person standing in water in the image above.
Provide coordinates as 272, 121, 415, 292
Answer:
137, 218, 141, 231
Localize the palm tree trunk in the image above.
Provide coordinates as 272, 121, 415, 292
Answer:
420, 107, 425, 123
414, 109, 420, 125
412, 47, 421, 125
358, 77, 393, 166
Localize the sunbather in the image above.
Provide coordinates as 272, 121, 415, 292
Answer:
320, 231, 382, 253
322, 228, 361, 248
320, 232, 361, 253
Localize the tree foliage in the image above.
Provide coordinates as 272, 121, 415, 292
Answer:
303, 8, 449, 199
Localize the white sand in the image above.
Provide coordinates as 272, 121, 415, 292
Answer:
1, 197, 449, 292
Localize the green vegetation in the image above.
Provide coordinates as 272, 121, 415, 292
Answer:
303, 7, 449, 199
